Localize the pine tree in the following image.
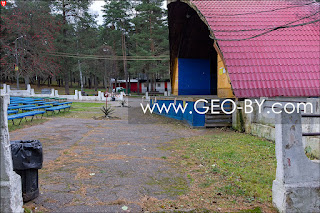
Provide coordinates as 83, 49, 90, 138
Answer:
129, 0, 169, 92
102, 0, 132, 93
51, 0, 92, 94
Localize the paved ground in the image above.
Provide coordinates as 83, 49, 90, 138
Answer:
10, 98, 210, 212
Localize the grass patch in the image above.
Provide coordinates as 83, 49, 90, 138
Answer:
146, 176, 188, 197
71, 102, 106, 109
180, 132, 276, 202
147, 130, 277, 212
8, 116, 49, 132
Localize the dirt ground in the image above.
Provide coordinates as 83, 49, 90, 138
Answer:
10, 98, 216, 212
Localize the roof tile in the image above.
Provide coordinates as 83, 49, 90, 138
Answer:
191, 0, 320, 97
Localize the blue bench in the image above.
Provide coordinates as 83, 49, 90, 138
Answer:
8, 111, 45, 125
52, 102, 73, 106
8, 105, 36, 110
8, 110, 19, 114
37, 101, 58, 106
26, 101, 46, 105
20, 105, 52, 111
45, 105, 71, 115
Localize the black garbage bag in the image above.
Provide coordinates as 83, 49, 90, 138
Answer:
10, 140, 43, 202
10, 140, 43, 170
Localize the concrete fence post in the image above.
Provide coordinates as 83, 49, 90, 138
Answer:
74, 90, 78, 100
50, 89, 55, 97
0, 95, 24, 213
27, 84, 31, 92
6, 85, 10, 94
98, 91, 102, 101
3, 84, 7, 94
78, 91, 82, 101
54, 90, 59, 97
31, 89, 35, 96
27, 84, 31, 96
272, 111, 320, 213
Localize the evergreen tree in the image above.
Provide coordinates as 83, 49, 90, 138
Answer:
102, 0, 132, 93
51, 0, 92, 94
130, 0, 169, 92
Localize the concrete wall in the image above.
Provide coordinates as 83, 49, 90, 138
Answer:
272, 111, 320, 213
1, 84, 124, 102
0, 95, 24, 213
233, 97, 320, 158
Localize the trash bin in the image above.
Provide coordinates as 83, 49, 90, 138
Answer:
10, 140, 43, 202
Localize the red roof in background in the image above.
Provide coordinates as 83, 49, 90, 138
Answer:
190, 0, 320, 98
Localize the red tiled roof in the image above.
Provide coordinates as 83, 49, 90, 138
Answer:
190, 0, 320, 97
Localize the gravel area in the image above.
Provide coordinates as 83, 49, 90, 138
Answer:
9, 98, 210, 212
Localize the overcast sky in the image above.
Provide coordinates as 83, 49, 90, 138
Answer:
89, 0, 167, 25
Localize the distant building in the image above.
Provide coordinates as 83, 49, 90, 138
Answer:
111, 79, 171, 94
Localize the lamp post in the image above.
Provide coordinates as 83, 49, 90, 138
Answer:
15, 35, 24, 90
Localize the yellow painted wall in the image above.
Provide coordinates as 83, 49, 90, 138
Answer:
217, 55, 235, 98
172, 58, 179, 95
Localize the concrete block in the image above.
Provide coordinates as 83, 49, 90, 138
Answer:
6, 85, 10, 93
250, 123, 275, 141
0, 95, 24, 213
98, 91, 102, 100
273, 111, 320, 212
78, 91, 82, 100
3, 84, 7, 94
27, 84, 31, 92
50, 89, 55, 97
74, 90, 78, 100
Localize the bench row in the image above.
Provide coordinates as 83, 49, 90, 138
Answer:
8, 102, 72, 110
8, 105, 71, 125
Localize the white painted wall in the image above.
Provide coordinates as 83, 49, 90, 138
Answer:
0, 84, 125, 101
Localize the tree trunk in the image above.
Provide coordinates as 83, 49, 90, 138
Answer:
146, 74, 150, 92
64, 73, 69, 95
121, 28, 129, 94
70, 71, 73, 88
128, 73, 131, 93
78, 59, 84, 93
62, 0, 69, 95
88, 74, 92, 89
151, 76, 154, 91
24, 76, 29, 89
94, 74, 98, 91
37, 77, 41, 88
